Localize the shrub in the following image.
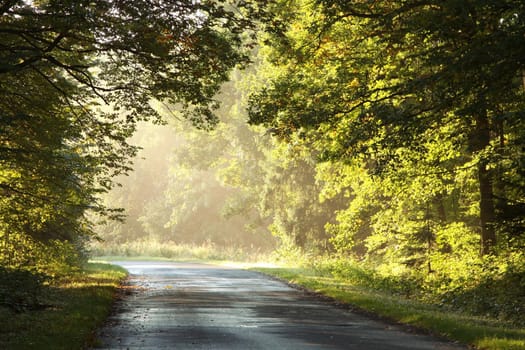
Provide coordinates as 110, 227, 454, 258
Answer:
0, 267, 49, 312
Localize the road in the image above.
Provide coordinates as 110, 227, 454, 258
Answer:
93, 261, 466, 349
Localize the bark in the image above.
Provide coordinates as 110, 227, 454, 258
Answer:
478, 158, 497, 254
473, 109, 497, 255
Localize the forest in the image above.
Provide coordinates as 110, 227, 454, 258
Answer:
1, 0, 524, 338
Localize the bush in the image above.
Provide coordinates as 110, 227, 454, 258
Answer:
0, 267, 49, 312
308, 249, 525, 326
434, 251, 525, 325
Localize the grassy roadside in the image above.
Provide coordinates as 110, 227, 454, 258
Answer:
252, 266, 525, 350
0, 262, 127, 350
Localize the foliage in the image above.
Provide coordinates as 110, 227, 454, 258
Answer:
94, 62, 349, 255
0, 266, 49, 312
429, 250, 525, 324
94, 75, 278, 251
0, 231, 88, 311
309, 250, 525, 327
235, 0, 525, 328
0, 0, 259, 275
248, 0, 525, 255
94, 1, 524, 329
3, 0, 520, 338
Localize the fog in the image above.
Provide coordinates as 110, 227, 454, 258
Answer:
94, 100, 277, 257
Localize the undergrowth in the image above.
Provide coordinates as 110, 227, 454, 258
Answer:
90, 238, 273, 262
311, 251, 525, 327
0, 262, 127, 350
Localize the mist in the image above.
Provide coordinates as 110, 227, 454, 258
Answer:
92, 80, 278, 259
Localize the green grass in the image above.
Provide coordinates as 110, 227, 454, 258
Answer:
0, 262, 127, 350
252, 266, 525, 350
92, 255, 179, 262
90, 240, 272, 262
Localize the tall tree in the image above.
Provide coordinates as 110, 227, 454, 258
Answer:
249, 0, 525, 255
0, 0, 258, 266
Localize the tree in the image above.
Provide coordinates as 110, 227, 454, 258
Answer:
248, 0, 525, 255
1, 0, 257, 120
94, 74, 279, 252
0, 0, 259, 268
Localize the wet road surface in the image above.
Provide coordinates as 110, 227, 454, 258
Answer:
93, 261, 466, 349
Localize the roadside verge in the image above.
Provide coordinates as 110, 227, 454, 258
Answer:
0, 262, 127, 350
251, 266, 525, 350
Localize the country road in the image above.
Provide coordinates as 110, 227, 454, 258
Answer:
93, 261, 466, 350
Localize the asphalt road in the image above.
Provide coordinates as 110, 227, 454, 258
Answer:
93, 261, 466, 350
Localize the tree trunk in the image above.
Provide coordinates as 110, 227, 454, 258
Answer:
478, 158, 496, 254
473, 110, 497, 255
